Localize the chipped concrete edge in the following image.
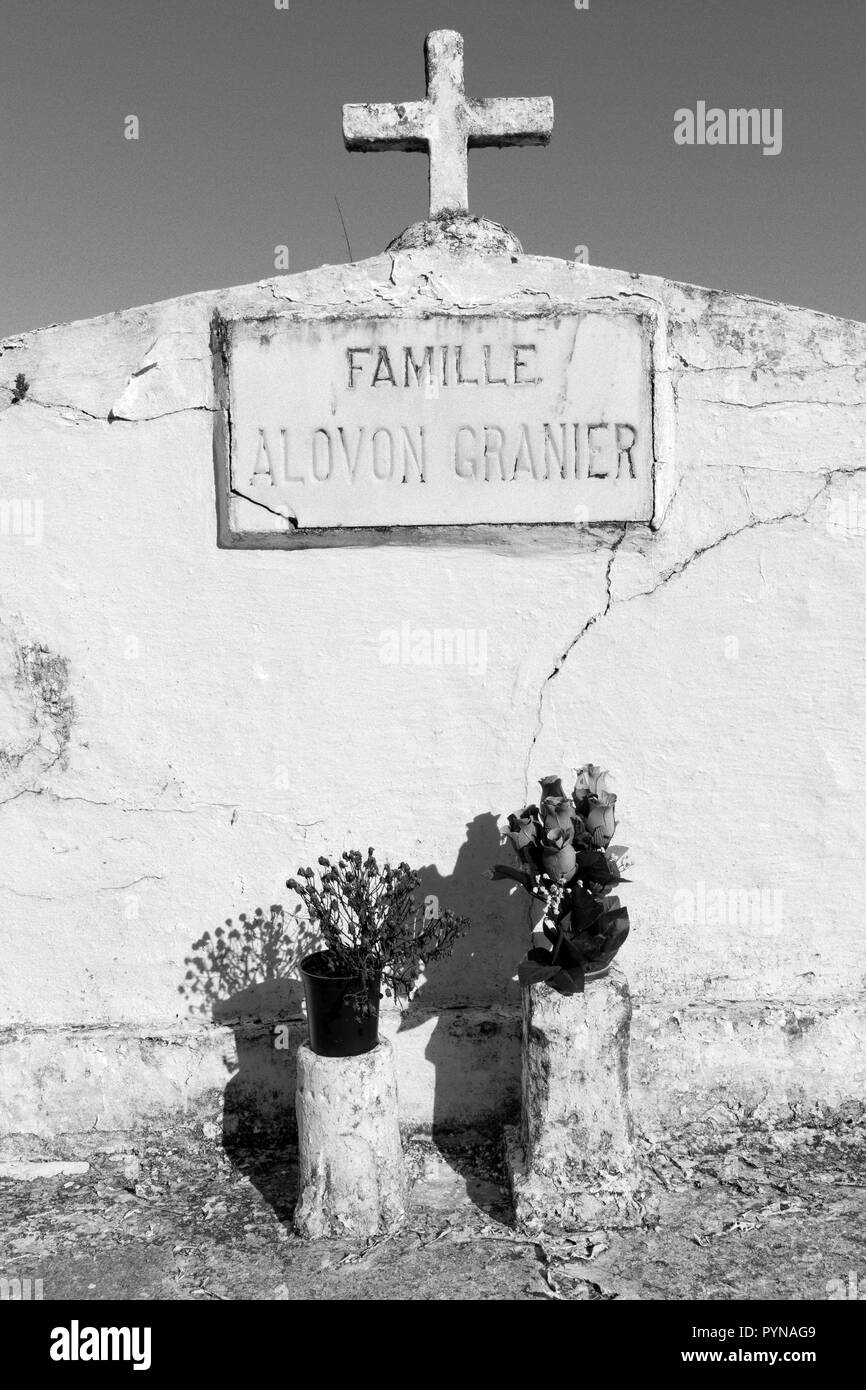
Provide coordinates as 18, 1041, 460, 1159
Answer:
2, 994, 864, 1153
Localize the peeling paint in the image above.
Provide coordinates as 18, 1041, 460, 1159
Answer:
0, 629, 74, 799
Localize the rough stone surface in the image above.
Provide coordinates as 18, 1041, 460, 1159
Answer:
1, 240, 865, 1144
294, 1040, 407, 1239
521, 968, 634, 1170
506, 969, 641, 1228
343, 30, 553, 219
387, 214, 523, 256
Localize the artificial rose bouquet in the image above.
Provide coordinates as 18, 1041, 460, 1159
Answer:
489, 765, 630, 995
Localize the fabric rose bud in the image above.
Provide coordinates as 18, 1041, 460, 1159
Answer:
540, 796, 575, 837
539, 818, 567, 848
571, 813, 590, 846
585, 792, 617, 848
506, 807, 539, 859
539, 775, 566, 800
505, 828, 536, 861
574, 763, 612, 804
540, 839, 577, 881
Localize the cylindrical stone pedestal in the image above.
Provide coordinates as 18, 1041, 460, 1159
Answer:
505, 966, 639, 1230
293, 1038, 407, 1240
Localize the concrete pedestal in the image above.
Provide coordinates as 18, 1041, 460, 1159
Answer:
293, 1038, 407, 1240
505, 966, 642, 1230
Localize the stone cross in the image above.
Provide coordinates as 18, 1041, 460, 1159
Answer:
342, 30, 554, 219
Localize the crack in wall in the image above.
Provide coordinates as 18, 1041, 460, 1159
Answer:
0, 874, 166, 902
693, 397, 866, 411
0, 786, 332, 826
2, 397, 215, 425
0, 398, 105, 423
671, 355, 866, 375
523, 526, 626, 799
107, 405, 216, 424
230, 487, 298, 529
522, 461, 866, 787
656, 475, 684, 531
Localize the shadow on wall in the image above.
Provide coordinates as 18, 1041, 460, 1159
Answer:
179, 905, 318, 1223
413, 811, 524, 1007
179, 815, 522, 1224
399, 812, 524, 1216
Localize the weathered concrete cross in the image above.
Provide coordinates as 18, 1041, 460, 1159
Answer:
342, 30, 554, 220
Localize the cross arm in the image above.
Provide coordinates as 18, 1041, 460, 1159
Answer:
342, 101, 429, 152
466, 96, 554, 148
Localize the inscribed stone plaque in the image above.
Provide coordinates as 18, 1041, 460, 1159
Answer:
217, 309, 655, 542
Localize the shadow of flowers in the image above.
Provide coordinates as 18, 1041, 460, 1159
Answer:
179, 904, 319, 1224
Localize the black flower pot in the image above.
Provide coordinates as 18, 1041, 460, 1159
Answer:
299, 951, 380, 1058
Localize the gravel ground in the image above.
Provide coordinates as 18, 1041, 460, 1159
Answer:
1, 1117, 863, 1301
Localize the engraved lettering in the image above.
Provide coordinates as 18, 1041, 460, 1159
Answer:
483, 426, 507, 481
278, 429, 290, 485
512, 424, 536, 479
311, 428, 333, 481
347, 342, 543, 390
574, 423, 587, 480
347, 347, 371, 388
404, 346, 435, 387
256, 419, 640, 492
252, 428, 274, 483
372, 347, 397, 387
615, 424, 637, 479
284, 428, 304, 483
513, 344, 541, 385
337, 426, 366, 482
455, 346, 479, 386
400, 425, 427, 483
543, 423, 568, 480
587, 423, 611, 478
229, 311, 653, 531
483, 346, 507, 386
454, 426, 477, 479
372, 427, 395, 480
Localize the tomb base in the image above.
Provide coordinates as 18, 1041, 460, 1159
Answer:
505, 966, 646, 1230
293, 1038, 407, 1240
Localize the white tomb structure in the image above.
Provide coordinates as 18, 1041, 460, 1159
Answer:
1, 31, 864, 1156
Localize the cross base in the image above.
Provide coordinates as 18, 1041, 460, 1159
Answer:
387, 213, 524, 257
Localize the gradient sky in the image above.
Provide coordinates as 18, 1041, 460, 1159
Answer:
2, 0, 863, 339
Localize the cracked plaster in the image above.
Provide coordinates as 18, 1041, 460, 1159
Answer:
1, 245, 865, 1138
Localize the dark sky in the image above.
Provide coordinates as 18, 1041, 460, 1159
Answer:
2, 0, 863, 338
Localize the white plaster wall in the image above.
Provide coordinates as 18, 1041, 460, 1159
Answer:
1, 250, 864, 1143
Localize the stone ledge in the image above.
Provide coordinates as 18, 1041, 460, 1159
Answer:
1, 995, 863, 1151
0, 1005, 522, 1149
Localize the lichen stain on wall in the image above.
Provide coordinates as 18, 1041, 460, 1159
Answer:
0, 625, 75, 801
